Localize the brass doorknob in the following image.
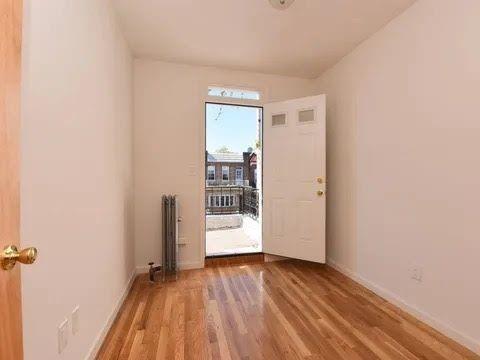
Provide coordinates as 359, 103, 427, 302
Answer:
1, 245, 38, 270
317, 190, 324, 196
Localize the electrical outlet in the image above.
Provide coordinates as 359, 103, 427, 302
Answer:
178, 237, 188, 245
411, 267, 423, 282
58, 318, 69, 354
72, 306, 80, 335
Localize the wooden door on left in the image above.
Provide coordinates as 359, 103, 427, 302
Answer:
1, 0, 24, 358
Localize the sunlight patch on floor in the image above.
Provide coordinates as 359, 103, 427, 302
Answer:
206, 215, 261, 256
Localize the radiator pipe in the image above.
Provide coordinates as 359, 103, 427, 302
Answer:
148, 262, 162, 282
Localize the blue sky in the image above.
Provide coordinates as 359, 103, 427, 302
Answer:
206, 104, 259, 153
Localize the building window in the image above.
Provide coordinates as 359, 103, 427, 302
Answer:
207, 166, 215, 180
222, 166, 229, 181
208, 195, 237, 207
235, 167, 243, 181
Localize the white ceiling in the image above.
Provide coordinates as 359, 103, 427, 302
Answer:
113, 0, 416, 79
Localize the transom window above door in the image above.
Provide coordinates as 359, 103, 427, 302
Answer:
208, 86, 261, 101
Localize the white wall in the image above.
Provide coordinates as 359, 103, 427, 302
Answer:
314, 0, 480, 352
21, 1, 134, 359
134, 60, 313, 269
19, 0, 480, 357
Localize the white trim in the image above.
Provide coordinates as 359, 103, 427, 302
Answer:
135, 265, 151, 274
327, 258, 480, 355
84, 270, 137, 360
177, 260, 204, 270
205, 95, 262, 108
199, 82, 207, 267
199, 80, 268, 269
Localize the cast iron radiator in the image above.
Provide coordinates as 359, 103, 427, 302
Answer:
162, 194, 178, 278
149, 195, 179, 281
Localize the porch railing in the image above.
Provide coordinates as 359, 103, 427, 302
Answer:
205, 186, 259, 218
243, 187, 259, 218
206, 179, 249, 187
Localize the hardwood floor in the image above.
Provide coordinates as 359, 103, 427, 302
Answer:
97, 260, 479, 359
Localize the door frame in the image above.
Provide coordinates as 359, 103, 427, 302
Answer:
0, 0, 24, 358
202, 101, 264, 259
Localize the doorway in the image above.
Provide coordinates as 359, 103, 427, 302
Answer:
205, 102, 263, 257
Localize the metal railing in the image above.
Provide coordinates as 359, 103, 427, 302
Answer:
206, 179, 249, 187
205, 186, 259, 218
243, 187, 259, 218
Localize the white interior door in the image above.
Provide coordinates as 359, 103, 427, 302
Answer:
263, 95, 326, 263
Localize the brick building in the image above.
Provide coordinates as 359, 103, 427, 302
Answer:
205, 151, 258, 215
206, 152, 250, 186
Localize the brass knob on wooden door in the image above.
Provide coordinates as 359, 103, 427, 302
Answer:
1, 245, 38, 270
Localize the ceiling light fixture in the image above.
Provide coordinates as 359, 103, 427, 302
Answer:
269, 0, 295, 10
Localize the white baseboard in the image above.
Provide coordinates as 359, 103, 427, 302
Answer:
135, 264, 151, 274
136, 260, 204, 274
327, 258, 480, 355
84, 269, 137, 360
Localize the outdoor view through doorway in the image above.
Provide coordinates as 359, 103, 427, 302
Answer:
205, 103, 262, 256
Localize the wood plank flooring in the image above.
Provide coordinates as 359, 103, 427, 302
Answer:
96, 260, 479, 360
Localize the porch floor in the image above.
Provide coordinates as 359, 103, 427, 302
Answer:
206, 215, 261, 256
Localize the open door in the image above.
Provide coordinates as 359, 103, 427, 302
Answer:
263, 95, 326, 263
1, 1, 37, 359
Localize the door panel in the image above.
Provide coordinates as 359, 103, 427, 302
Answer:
295, 200, 314, 241
0, 0, 24, 359
296, 133, 316, 182
271, 198, 286, 237
270, 131, 288, 182
263, 95, 326, 263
